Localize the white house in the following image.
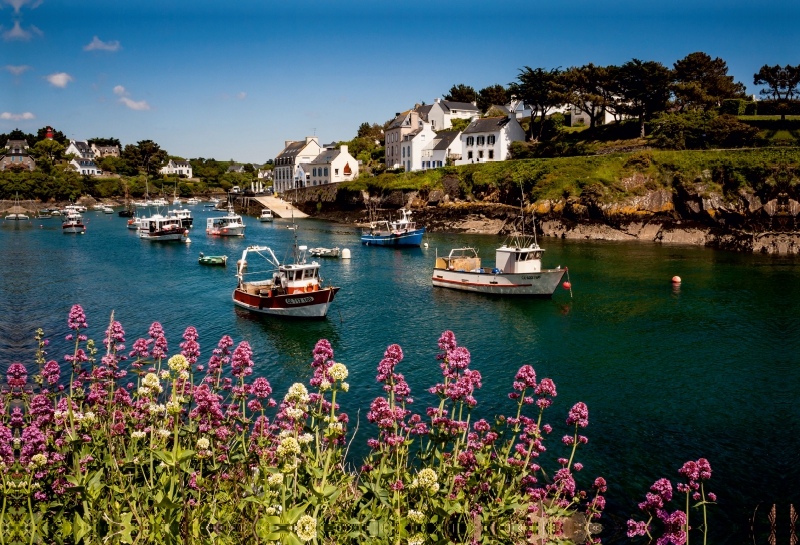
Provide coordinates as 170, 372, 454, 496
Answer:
394, 121, 436, 172
421, 131, 462, 169
257, 169, 273, 180
455, 114, 526, 166
568, 104, 625, 126
70, 157, 101, 176
384, 109, 425, 169
65, 140, 94, 159
421, 98, 480, 130
274, 137, 322, 193
160, 159, 193, 178
296, 145, 359, 186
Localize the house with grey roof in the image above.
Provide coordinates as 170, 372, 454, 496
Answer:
274, 137, 322, 193
227, 165, 245, 174
91, 143, 120, 158
385, 109, 426, 170
454, 114, 525, 166
424, 98, 479, 130
296, 145, 358, 186
0, 139, 35, 172
421, 131, 462, 169
70, 157, 100, 176
65, 140, 95, 159
160, 159, 193, 178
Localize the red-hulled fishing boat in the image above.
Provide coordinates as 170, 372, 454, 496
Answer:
232, 242, 339, 319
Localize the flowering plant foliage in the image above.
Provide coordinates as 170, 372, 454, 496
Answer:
0, 307, 607, 544
627, 459, 716, 545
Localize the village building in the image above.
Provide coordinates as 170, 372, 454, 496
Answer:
421, 130, 462, 169
91, 144, 120, 158
0, 139, 36, 171
274, 137, 322, 193
296, 145, 359, 186
160, 159, 193, 178
454, 114, 526, 166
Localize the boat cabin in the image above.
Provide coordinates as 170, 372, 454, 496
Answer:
495, 244, 543, 273
143, 216, 181, 233
237, 245, 322, 297
207, 215, 243, 229
435, 247, 482, 271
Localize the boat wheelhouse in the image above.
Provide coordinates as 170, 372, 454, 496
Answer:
62, 212, 85, 234
206, 205, 245, 236
186, 197, 201, 205
259, 209, 274, 222
138, 214, 185, 242
167, 208, 193, 228
432, 238, 565, 297
232, 245, 339, 318
361, 208, 425, 246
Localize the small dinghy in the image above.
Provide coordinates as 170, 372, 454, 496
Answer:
309, 247, 340, 258
199, 252, 228, 266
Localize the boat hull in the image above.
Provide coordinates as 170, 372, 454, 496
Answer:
432, 268, 566, 297
62, 224, 85, 234
232, 286, 339, 318
362, 228, 425, 246
207, 225, 245, 236
259, 217, 273, 222
139, 230, 185, 241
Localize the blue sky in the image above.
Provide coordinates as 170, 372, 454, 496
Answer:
2, 0, 797, 162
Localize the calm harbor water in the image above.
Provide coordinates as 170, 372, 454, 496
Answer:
1, 206, 797, 542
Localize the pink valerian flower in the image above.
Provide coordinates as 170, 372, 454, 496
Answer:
231, 341, 254, 379
509, 365, 538, 400
42, 360, 60, 385
189, 384, 225, 433
534, 378, 557, 408
251, 377, 273, 399
7, 363, 28, 388
627, 519, 649, 538
180, 327, 200, 365
149, 322, 168, 360
651, 478, 673, 502
103, 321, 126, 355
438, 330, 457, 352
207, 336, 234, 374
129, 338, 151, 359
566, 402, 589, 428
656, 510, 688, 545
67, 304, 88, 330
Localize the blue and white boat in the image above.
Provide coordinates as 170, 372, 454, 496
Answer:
361, 208, 425, 246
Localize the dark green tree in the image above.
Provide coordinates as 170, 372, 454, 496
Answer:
673, 52, 746, 110
560, 64, 615, 128
88, 137, 122, 148
477, 84, 509, 113
617, 59, 673, 137
443, 84, 477, 103
753, 64, 800, 120
509, 67, 567, 140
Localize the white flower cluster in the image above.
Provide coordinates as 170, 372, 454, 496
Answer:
131, 430, 147, 440
410, 468, 439, 493
267, 472, 283, 487
30, 453, 47, 467
166, 401, 181, 415
328, 362, 348, 382
168, 354, 189, 372
285, 383, 310, 405
408, 510, 425, 524
298, 433, 314, 445
157, 429, 171, 439
276, 436, 300, 458
148, 403, 166, 416
408, 533, 426, 545
196, 437, 210, 450
294, 515, 317, 542
285, 407, 305, 421
142, 373, 163, 394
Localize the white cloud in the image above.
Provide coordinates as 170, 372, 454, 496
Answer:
4, 64, 31, 75
0, 111, 35, 120
45, 72, 73, 88
2, 0, 43, 14
3, 20, 37, 41
237, 92, 246, 100
119, 97, 150, 111
83, 36, 120, 52
113, 84, 128, 96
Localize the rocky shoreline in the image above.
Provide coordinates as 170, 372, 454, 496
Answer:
283, 174, 800, 255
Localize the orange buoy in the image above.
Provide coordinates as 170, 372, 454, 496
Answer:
672, 276, 681, 284
562, 281, 571, 290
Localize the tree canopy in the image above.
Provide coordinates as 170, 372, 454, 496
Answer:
673, 52, 746, 110
443, 84, 477, 104
616, 59, 673, 137
509, 67, 567, 140
477, 84, 509, 113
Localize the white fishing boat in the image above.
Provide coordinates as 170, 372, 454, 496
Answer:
432, 201, 566, 297
151, 198, 168, 207
93, 204, 106, 211
206, 204, 245, 236
127, 216, 144, 230
102, 206, 114, 214
259, 209, 274, 222
233, 243, 340, 318
186, 197, 201, 205
138, 214, 186, 242
309, 247, 340, 258
62, 211, 86, 234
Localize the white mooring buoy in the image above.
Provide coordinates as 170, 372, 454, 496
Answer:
341, 248, 351, 259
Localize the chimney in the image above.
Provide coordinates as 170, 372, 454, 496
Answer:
414, 103, 420, 109
471, 100, 477, 107
285, 140, 295, 148
395, 112, 401, 117
340, 144, 348, 156
434, 98, 441, 104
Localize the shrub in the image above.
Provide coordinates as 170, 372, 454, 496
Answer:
706, 115, 760, 148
